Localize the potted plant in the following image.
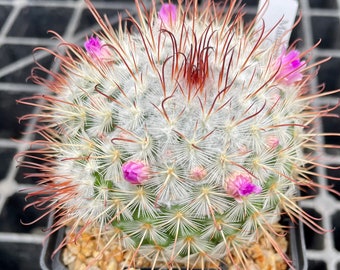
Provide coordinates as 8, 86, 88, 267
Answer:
19, 0, 339, 269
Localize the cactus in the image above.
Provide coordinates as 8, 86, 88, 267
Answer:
19, 0, 340, 269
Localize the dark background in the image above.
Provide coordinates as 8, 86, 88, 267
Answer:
0, 0, 339, 269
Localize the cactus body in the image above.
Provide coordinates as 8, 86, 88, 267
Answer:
20, 0, 339, 269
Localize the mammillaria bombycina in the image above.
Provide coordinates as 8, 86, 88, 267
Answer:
19, 0, 340, 269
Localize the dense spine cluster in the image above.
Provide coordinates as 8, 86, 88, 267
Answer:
19, 0, 339, 269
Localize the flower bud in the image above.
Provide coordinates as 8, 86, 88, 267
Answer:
189, 166, 207, 181
158, 3, 177, 27
122, 160, 150, 184
226, 174, 262, 202
84, 36, 110, 60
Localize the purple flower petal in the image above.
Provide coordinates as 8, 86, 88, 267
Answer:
275, 49, 305, 85
158, 3, 177, 26
226, 174, 262, 200
84, 36, 110, 59
122, 160, 150, 184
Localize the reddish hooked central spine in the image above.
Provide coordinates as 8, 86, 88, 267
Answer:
183, 36, 211, 95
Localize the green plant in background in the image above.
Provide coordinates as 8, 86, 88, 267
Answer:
19, 0, 339, 269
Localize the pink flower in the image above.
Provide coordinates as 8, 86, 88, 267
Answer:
238, 144, 249, 155
84, 36, 110, 59
226, 174, 262, 202
122, 160, 150, 184
158, 3, 177, 26
190, 166, 207, 181
275, 49, 305, 85
266, 135, 280, 149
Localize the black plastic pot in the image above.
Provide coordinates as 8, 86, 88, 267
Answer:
40, 215, 307, 270
40, 215, 67, 270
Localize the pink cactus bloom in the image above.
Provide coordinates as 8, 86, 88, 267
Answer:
122, 160, 150, 184
266, 135, 280, 149
84, 36, 110, 59
190, 166, 207, 181
158, 3, 177, 26
275, 49, 305, 85
226, 174, 262, 201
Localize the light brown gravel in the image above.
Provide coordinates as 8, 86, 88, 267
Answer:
62, 226, 288, 270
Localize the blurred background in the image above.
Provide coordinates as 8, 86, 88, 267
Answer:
0, 0, 339, 269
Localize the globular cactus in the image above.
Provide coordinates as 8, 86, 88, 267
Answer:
19, 0, 339, 269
